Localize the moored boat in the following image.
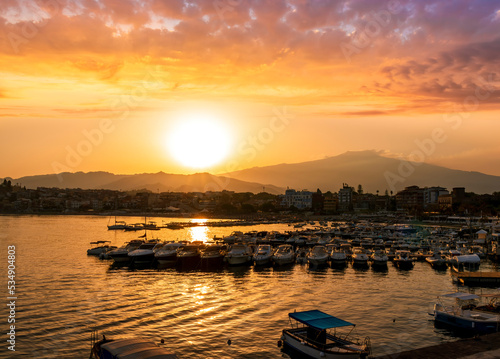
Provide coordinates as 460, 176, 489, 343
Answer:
425, 252, 447, 269
155, 242, 184, 266
225, 243, 253, 266
200, 244, 225, 269
176, 244, 203, 269
272, 244, 295, 266
281, 310, 371, 358
370, 250, 388, 268
253, 244, 273, 266
90, 333, 177, 359
87, 241, 115, 256
393, 250, 414, 270
108, 239, 144, 263
307, 245, 329, 267
128, 240, 162, 265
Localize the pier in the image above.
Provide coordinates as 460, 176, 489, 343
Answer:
372, 332, 500, 358
451, 270, 500, 286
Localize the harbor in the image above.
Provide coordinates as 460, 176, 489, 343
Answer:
1, 214, 499, 358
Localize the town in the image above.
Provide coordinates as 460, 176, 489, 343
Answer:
1, 179, 499, 219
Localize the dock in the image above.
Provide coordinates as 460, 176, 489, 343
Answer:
372, 331, 500, 358
451, 270, 500, 286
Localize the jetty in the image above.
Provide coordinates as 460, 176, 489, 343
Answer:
372, 331, 500, 358
451, 269, 500, 286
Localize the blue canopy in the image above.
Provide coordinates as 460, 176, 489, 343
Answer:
289, 310, 354, 330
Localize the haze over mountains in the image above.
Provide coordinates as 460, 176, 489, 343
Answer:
4, 151, 500, 194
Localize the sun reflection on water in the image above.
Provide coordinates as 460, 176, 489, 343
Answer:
188, 219, 211, 243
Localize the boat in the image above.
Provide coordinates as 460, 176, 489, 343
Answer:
425, 252, 447, 269
253, 244, 273, 266
176, 244, 203, 269
432, 292, 500, 334
272, 244, 295, 266
329, 247, 348, 268
370, 250, 388, 268
296, 247, 308, 264
393, 250, 414, 270
127, 240, 162, 265
224, 243, 253, 266
90, 333, 177, 359
108, 239, 144, 263
281, 310, 371, 358
452, 254, 481, 271
154, 242, 184, 266
107, 217, 128, 230
200, 244, 225, 269
87, 241, 115, 256
307, 245, 329, 267
351, 248, 369, 268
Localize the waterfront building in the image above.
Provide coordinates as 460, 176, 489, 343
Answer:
280, 189, 313, 209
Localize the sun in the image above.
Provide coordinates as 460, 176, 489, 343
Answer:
167, 112, 232, 169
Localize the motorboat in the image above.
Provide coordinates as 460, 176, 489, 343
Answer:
351, 248, 369, 268
200, 244, 225, 269
108, 239, 144, 263
432, 292, 500, 334
87, 241, 115, 256
176, 244, 203, 269
393, 250, 414, 270
425, 252, 447, 269
307, 245, 329, 267
329, 248, 348, 268
90, 333, 177, 359
128, 240, 162, 265
272, 244, 295, 266
253, 244, 273, 266
224, 243, 253, 266
370, 250, 388, 268
154, 242, 184, 266
452, 254, 481, 271
281, 310, 371, 358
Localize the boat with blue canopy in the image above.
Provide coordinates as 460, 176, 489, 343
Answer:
280, 310, 371, 358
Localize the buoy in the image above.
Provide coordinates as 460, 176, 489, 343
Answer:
227, 339, 231, 346
277, 340, 282, 348
393, 318, 396, 323
160, 339, 164, 344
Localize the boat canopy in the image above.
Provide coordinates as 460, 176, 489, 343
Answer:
100, 338, 177, 359
441, 293, 480, 300
289, 310, 354, 330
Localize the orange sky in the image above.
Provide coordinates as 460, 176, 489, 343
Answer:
1, 0, 500, 178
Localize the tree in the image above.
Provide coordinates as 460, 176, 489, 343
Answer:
357, 184, 363, 195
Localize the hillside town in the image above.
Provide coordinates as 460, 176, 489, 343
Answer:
1, 179, 499, 219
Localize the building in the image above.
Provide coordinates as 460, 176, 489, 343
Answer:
338, 184, 353, 212
438, 194, 453, 211
323, 192, 338, 213
280, 189, 313, 209
423, 187, 449, 209
395, 186, 424, 212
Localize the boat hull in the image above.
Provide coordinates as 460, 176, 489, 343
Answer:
434, 310, 500, 334
282, 330, 366, 359
225, 255, 251, 266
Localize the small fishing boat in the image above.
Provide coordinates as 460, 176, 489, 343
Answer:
90, 333, 177, 359
155, 242, 184, 266
225, 243, 253, 266
351, 248, 369, 268
281, 310, 371, 358
370, 250, 388, 268
272, 244, 295, 266
425, 252, 447, 269
253, 244, 273, 266
432, 292, 500, 334
87, 241, 115, 256
393, 250, 414, 270
307, 245, 329, 267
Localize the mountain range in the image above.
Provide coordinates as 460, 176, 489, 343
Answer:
4, 151, 500, 194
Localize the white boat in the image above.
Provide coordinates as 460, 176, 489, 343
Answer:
307, 245, 329, 267
452, 254, 481, 271
108, 240, 144, 263
90, 334, 177, 359
154, 242, 184, 266
272, 244, 295, 266
225, 243, 253, 266
393, 250, 414, 270
370, 250, 388, 268
432, 292, 500, 334
253, 244, 273, 266
351, 248, 369, 267
329, 248, 348, 267
281, 310, 371, 358
128, 240, 162, 265
87, 241, 115, 256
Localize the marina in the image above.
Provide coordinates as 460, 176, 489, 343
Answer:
2, 215, 500, 358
